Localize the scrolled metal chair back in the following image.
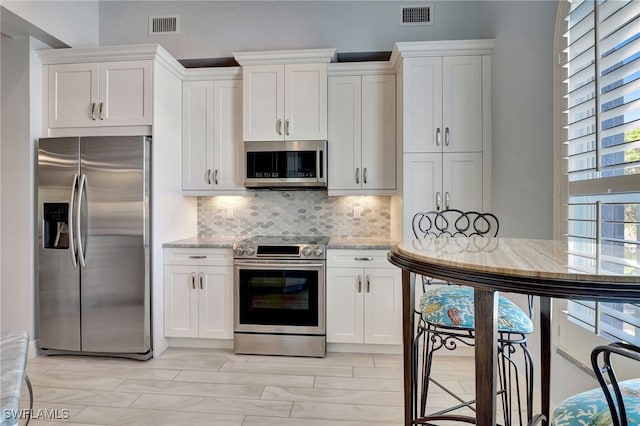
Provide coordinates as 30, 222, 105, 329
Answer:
412, 209, 499, 239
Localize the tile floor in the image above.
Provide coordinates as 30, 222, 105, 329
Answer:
20, 348, 520, 426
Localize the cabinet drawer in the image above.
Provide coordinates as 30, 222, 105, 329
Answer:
327, 250, 393, 268
164, 248, 233, 266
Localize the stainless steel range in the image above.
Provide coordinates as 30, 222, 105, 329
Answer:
233, 236, 329, 357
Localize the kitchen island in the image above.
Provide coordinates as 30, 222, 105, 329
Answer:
388, 236, 640, 426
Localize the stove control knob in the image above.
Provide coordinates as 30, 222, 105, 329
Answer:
234, 246, 245, 256
313, 247, 324, 257
245, 245, 256, 256
301, 246, 312, 257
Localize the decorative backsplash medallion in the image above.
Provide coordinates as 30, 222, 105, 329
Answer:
197, 191, 390, 238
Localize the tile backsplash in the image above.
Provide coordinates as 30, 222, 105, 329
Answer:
198, 191, 390, 237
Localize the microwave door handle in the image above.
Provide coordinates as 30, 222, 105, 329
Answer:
68, 174, 78, 267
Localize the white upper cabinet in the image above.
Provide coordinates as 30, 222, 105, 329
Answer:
182, 79, 244, 194
393, 40, 493, 242
242, 65, 283, 141
213, 80, 244, 191
243, 63, 327, 141
328, 72, 395, 193
442, 56, 483, 153
48, 60, 152, 128
285, 64, 328, 140
402, 56, 482, 153
183, 81, 214, 192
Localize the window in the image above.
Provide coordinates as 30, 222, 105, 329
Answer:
558, 0, 640, 358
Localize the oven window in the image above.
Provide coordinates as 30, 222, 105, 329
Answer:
246, 150, 318, 179
238, 269, 319, 326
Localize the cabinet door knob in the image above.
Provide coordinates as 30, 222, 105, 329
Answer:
91, 103, 97, 120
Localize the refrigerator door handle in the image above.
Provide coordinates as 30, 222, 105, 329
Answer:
68, 174, 78, 267
76, 174, 87, 267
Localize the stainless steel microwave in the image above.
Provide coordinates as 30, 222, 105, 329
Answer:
244, 140, 327, 188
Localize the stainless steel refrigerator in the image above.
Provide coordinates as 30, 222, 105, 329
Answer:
37, 136, 152, 359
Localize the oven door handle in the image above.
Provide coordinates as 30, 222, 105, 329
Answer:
234, 262, 325, 268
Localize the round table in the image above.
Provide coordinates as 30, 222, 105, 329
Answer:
387, 236, 640, 426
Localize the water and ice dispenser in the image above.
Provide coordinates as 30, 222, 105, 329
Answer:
43, 203, 69, 249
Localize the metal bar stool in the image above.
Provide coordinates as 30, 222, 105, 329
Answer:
411, 209, 534, 425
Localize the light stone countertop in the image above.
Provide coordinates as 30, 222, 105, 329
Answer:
393, 236, 640, 282
327, 237, 397, 250
162, 236, 241, 248
164, 236, 396, 250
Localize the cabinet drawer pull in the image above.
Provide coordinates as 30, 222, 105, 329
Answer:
354, 257, 373, 261
191, 272, 196, 289
189, 255, 207, 259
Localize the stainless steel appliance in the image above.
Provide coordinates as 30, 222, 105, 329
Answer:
37, 136, 152, 360
233, 236, 328, 357
244, 140, 327, 188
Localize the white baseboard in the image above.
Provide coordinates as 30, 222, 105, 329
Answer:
28, 339, 39, 359
327, 343, 402, 354
166, 337, 233, 350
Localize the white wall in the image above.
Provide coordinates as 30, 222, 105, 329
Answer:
2, 1, 99, 47
477, 0, 557, 239
0, 35, 44, 338
98, 1, 480, 59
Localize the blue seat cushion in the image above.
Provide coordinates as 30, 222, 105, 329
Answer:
419, 286, 533, 334
551, 379, 640, 425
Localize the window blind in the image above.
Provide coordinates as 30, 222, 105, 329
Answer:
563, 0, 640, 346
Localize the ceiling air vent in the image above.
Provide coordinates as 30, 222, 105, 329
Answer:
149, 15, 180, 35
400, 5, 433, 26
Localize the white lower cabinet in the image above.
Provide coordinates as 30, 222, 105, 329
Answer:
163, 248, 233, 339
326, 250, 402, 345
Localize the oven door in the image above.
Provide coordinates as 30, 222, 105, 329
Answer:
234, 260, 325, 335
